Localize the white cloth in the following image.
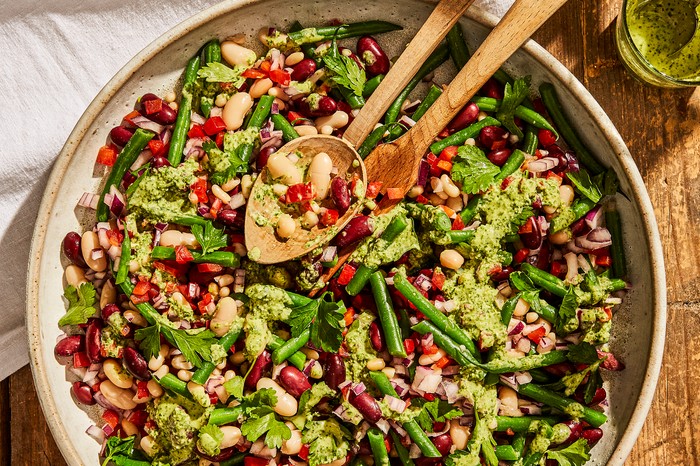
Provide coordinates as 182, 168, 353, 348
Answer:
0, 0, 512, 381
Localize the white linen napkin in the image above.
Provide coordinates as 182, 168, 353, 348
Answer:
0, 0, 512, 381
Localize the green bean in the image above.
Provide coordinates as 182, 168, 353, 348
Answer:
522, 452, 544, 466
484, 350, 567, 373
170, 215, 210, 227
512, 432, 526, 459
394, 274, 478, 357
367, 428, 390, 466
191, 328, 241, 385
494, 416, 559, 432
495, 149, 526, 182
289, 21, 317, 64
460, 196, 482, 224
517, 383, 608, 427
500, 294, 520, 325
493, 68, 514, 85
370, 371, 442, 458
219, 453, 247, 466
97, 128, 154, 222
441, 230, 476, 244
522, 125, 539, 155
429, 117, 501, 155
539, 83, 604, 174
288, 21, 402, 44
606, 208, 627, 278
363, 75, 385, 97
412, 85, 443, 122
150, 246, 240, 268
470, 97, 558, 134
268, 334, 306, 370
369, 272, 407, 357
208, 406, 244, 425
287, 291, 312, 307
272, 328, 311, 365
115, 232, 131, 285
550, 198, 596, 233
271, 113, 300, 142
411, 321, 476, 367
357, 125, 387, 159
385, 44, 450, 126
446, 23, 470, 69
239, 95, 275, 163
382, 215, 409, 242
113, 457, 151, 466
537, 300, 558, 323
338, 87, 366, 109
529, 368, 554, 384
156, 373, 191, 399
168, 54, 201, 165
389, 431, 415, 466
521, 263, 567, 297
203, 39, 222, 64
398, 308, 411, 340
495, 445, 519, 461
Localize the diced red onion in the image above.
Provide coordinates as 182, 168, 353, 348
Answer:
272, 362, 287, 380
97, 228, 110, 249
333, 404, 354, 423
441, 365, 460, 376
409, 444, 421, 459
78, 192, 99, 210
528, 156, 559, 173
384, 276, 394, 286
86, 425, 106, 444
270, 49, 283, 71
131, 115, 165, 133
508, 320, 525, 336
520, 404, 542, 415
402, 100, 421, 113
412, 366, 442, 393
271, 102, 280, 114
107, 245, 121, 261
392, 379, 410, 397
499, 374, 518, 390
185, 137, 205, 158
69, 365, 87, 379
191, 112, 206, 125
399, 115, 416, 128
421, 332, 434, 349
442, 300, 456, 313
564, 252, 578, 282
91, 248, 105, 261
161, 128, 172, 145
575, 227, 612, 250
514, 371, 533, 385
516, 338, 532, 353
383, 395, 407, 413
522, 324, 544, 337
585, 206, 603, 229
337, 380, 352, 391
351, 382, 366, 396
375, 419, 391, 434
538, 337, 555, 352
389, 420, 407, 438
129, 149, 153, 172
418, 160, 430, 186
320, 246, 337, 263
230, 192, 246, 210
441, 380, 460, 403
205, 375, 225, 393
93, 392, 120, 411
577, 254, 592, 273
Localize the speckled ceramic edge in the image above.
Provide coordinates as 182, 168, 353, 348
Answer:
26, 2, 666, 465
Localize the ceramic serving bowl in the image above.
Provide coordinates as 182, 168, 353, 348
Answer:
26, 1, 666, 464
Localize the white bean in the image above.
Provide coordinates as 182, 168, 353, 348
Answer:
559, 184, 575, 207
241, 174, 254, 198
281, 427, 303, 455
440, 249, 464, 270
276, 214, 296, 239
216, 274, 235, 287
285, 51, 305, 66
223, 92, 253, 131
296, 125, 319, 137
268, 86, 289, 101
64, 264, 87, 288
427, 193, 446, 206
257, 378, 298, 416
308, 152, 333, 200
250, 78, 274, 99
103, 358, 133, 389
160, 230, 183, 248
272, 183, 289, 197
366, 358, 386, 371
211, 297, 239, 337
140, 435, 157, 457
147, 379, 164, 398
100, 380, 137, 410
549, 229, 571, 245
446, 195, 464, 213
221, 41, 256, 66
266, 153, 302, 185
178, 370, 193, 382
449, 419, 470, 450
121, 419, 139, 437
100, 280, 116, 309
301, 211, 319, 229
441, 174, 461, 198
315, 111, 349, 131
81, 231, 107, 272
220, 425, 243, 449
172, 354, 194, 371
513, 298, 530, 317
212, 185, 231, 203
153, 365, 169, 379
124, 309, 148, 327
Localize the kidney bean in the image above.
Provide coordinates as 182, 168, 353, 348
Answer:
349, 392, 382, 423
197, 446, 236, 462
357, 36, 390, 76
480, 78, 503, 99
490, 266, 514, 282
479, 126, 508, 151
432, 433, 453, 456
519, 216, 542, 250
414, 459, 441, 466
562, 420, 583, 443
85, 319, 104, 364
538, 128, 557, 147
278, 366, 312, 398
62, 232, 86, 267
151, 156, 171, 169
330, 177, 351, 213
72, 381, 95, 405
123, 346, 151, 381
140, 93, 177, 125
582, 428, 603, 446
291, 58, 317, 82
245, 350, 272, 390
109, 126, 135, 147
448, 102, 480, 132
217, 209, 244, 229
101, 303, 120, 321
306, 96, 338, 117
324, 354, 346, 389
54, 335, 84, 358
577, 387, 607, 406
369, 321, 384, 352
488, 148, 512, 167
257, 146, 277, 169
334, 216, 374, 249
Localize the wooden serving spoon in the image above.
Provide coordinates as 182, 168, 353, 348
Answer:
245, 0, 475, 263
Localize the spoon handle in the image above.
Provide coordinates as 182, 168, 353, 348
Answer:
399, 0, 569, 157
342, 0, 476, 147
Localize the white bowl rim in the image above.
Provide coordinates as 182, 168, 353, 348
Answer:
26, 1, 667, 465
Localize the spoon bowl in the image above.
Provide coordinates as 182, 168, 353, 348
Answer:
244, 135, 366, 264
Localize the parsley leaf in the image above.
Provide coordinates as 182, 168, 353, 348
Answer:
241, 410, 292, 448
556, 286, 579, 334
566, 342, 600, 364
136, 322, 217, 367
134, 325, 162, 362
450, 145, 500, 194
197, 425, 224, 456
102, 435, 135, 466
496, 76, 531, 139
223, 375, 245, 399
322, 40, 366, 96
198, 62, 248, 88
191, 221, 228, 255
560, 359, 603, 396
546, 438, 591, 466
509, 271, 537, 292
411, 398, 462, 432
566, 169, 602, 203
288, 292, 345, 352
58, 283, 98, 326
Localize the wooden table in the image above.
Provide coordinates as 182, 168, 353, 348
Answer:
2, 0, 698, 464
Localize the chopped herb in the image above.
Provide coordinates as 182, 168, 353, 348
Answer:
288, 291, 345, 352
566, 169, 602, 203
556, 286, 579, 334
198, 62, 248, 88
191, 221, 228, 255
450, 145, 501, 194
58, 283, 98, 326
322, 40, 366, 97
102, 435, 135, 466
496, 76, 531, 139
566, 342, 600, 365
546, 438, 591, 466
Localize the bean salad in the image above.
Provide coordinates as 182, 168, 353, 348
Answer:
55, 17, 628, 466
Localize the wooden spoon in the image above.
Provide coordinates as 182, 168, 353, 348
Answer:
245, 0, 475, 263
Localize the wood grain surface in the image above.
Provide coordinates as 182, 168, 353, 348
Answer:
2, 0, 698, 464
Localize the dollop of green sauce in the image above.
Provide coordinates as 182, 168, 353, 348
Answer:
350, 205, 420, 269
301, 419, 352, 466
243, 284, 293, 359
343, 312, 378, 383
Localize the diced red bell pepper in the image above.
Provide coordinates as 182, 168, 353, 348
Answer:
175, 245, 194, 264
285, 182, 315, 204
365, 181, 383, 199
147, 140, 167, 158
337, 264, 357, 286
203, 116, 227, 136
422, 393, 435, 401
538, 129, 557, 147
298, 445, 310, 461
136, 381, 149, 399
416, 194, 429, 205
269, 69, 291, 86
386, 188, 403, 200
431, 269, 446, 290
437, 129, 450, 139
153, 260, 187, 278
439, 145, 459, 161
73, 352, 90, 368
436, 160, 453, 172
260, 60, 272, 72
143, 98, 163, 115
244, 456, 271, 466
102, 410, 120, 429
434, 355, 451, 369
514, 248, 530, 264
191, 178, 209, 203
595, 255, 612, 267
452, 215, 465, 230
426, 153, 438, 165
122, 110, 141, 125
242, 68, 268, 79
127, 409, 148, 428
106, 229, 124, 247
197, 292, 214, 313
550, 260, 565, 278
215, 131, 225, 148
96, 145, 119, 167
133, 280, 151, 296
403, 338, 415, 354
320, 208, 339, 226
197, 263, 224, 273
187, 124, 207, 139
527, 326, 547, 345
286, 111, 305, 124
